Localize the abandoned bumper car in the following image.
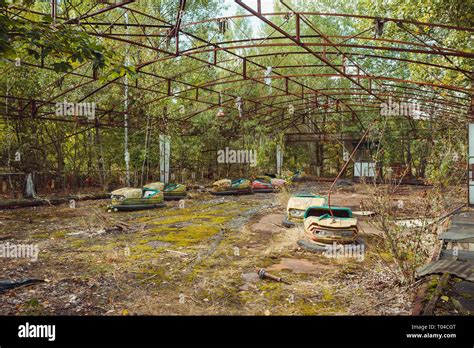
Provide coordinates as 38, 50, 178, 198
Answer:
210, 178, 252, 195
251, 175, 287, 193
283, 194, 364, 252
163, 183, 187, 200
282, 194, 327, 227
107, 182, 166, 212
299, 205, 364, 252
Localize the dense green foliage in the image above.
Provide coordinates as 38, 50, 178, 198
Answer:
0, 0, 471, 192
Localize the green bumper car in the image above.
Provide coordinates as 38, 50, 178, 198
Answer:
107, 186, 166, 212
211, 178, 253, 195
282, 194, 326, 227
163, 183, 187, 200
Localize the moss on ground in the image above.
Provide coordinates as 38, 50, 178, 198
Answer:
157, 225, 221, 246
52, 230, 67, 238
133, 263, 169, 284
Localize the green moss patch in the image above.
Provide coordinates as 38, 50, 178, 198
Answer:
158, 225, 221, 246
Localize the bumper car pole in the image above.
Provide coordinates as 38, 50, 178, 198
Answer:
327, 123, 375, 217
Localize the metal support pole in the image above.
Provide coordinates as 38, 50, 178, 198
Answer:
295, 14, 300, 41
469, 123, 474, 206
469, 76, 474, 206
124, 10, 130, 186
51, 0, 57, 24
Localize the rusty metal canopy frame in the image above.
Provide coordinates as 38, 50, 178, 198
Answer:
1, 0, 473, 138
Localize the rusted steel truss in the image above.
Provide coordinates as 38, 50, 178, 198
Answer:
1, 0, 472, 137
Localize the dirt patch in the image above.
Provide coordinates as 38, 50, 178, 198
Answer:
267, 257, 335, 274
251, 213, 284, 233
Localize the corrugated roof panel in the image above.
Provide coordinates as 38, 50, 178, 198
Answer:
416, 259, 474, 282
452, 211, 474, 225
